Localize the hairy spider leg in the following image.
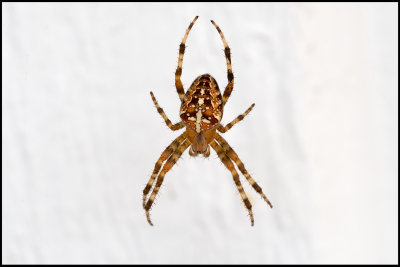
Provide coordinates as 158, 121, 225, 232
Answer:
217, 103, 255, 133
150, 92, 184, 131
175, 16, 199, 101
211, 20, 234, 106
145, 139, 192, 226
143, 132, 187, 208
210, 140, 254, 226
216, 134, 273, 208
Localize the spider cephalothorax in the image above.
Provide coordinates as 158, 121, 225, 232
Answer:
143, 16, 272, 226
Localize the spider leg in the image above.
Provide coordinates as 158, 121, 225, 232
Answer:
211, 20, 234, 106
215, 133, 273, 208
175, 16, 199, 101
143, 132, 187, 209
144, 139, 191, 226
210, 140, 254, 226
150, 92, 185, 131
217, 103, 255, 133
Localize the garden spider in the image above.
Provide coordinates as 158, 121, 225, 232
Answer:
143, 16, 272, 226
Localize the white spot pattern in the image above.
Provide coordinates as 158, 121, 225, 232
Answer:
195, 110, 202, 133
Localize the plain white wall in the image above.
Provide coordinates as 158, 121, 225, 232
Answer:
2, 3, 398, 264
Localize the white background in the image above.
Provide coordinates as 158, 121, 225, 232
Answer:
2, 3, 398, 264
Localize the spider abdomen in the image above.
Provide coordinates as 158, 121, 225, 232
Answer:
180, 74, 223, 133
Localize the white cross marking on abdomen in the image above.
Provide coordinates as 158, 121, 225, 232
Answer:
195, 110, 202, 133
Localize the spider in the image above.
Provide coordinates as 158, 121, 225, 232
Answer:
143, 16, 272, 226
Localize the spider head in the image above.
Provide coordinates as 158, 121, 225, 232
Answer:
189, 133, 210, 157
